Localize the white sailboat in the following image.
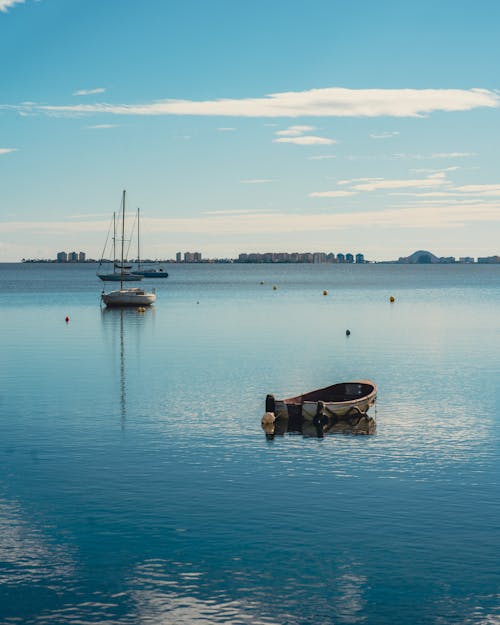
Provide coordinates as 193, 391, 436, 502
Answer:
97, 210, 143, 282
101, 191, 156, 307
133, 208, 169, 278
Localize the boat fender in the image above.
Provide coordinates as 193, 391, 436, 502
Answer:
265, 394, 276, 413
261, 412, 276, 427
312, 401, 329, 428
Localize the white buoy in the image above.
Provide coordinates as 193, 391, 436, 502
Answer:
261, 412, 276, 427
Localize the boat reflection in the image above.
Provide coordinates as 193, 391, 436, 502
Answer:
100, 307, 153, 428
263, 412, 376, 439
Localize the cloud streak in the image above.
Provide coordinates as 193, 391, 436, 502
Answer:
5, 87, 498, 118
309, 190, 358, 198
73, 87, 106, 96
4, 199, 500, 241
0, 0, 24, 12
370, 131, 400, 139
85, 124, 119, 129
0, 148, 17, 154
273, 135, 335, 145
351, 172, 449, 191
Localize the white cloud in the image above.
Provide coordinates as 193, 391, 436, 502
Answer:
389, 191, 465, 198
217, 127, 236, 131
72, 87, 106, 96
338, 177, 384, 185
308, 155, 337, 160
3, 199, 500, 249
85, 124, 119, 129
390, 182, 500, 197
0, 0, 25, 12
430, 152, 475, 159
6, 87, 498, 118
275, 125, 315, 136
0, 148, 17, 154
410, 166, 460, 173
455, 184, 500, 196
370, 131, 400, 139
240, 179, 274, 184
351, 172, 450, 191
273, 135, 335, 145
309, 190, 359, 198
393, 152, 475, 160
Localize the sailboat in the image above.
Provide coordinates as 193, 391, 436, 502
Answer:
97, 209, 143, 282
101, 191, 156, 307
133, 208, 169, 278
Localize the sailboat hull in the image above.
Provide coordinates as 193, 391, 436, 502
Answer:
133, 269, 169, 278
101, 288, 156, 307
98, 272, 143, 282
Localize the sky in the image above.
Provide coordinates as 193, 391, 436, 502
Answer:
1, 0, 500, 262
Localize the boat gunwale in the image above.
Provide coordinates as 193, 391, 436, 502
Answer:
280, 380, 377, 407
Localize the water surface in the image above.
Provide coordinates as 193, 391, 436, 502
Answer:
0, 263, 499, 624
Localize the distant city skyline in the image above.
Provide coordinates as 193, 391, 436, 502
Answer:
2, 1, 500, 261
21, 248, 500, 265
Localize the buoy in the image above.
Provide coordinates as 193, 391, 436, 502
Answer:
272, 285, 277, 290
65, 316, 70, 323
346, 329, 351, 336
323, 290, 328, 296
389, 296, 395, 303
261, 412, 276, 427
260, 281, 264, 285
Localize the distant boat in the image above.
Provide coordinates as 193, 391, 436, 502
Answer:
133, 208, 169, 278
101, 191, 156, 308
262, 380, 377, 437
97, 210, 143, 282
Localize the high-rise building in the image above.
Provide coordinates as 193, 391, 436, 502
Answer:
69, 251, 78, 262
176, 252, 182, 263
355, 253, 365, 264
79, 251, 86, 262
56, 251, 68, 262
345, 253, 354, 263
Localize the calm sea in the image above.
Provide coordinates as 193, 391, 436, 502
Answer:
0, 262, 499, 625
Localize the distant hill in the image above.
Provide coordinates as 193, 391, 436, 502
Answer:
398, 250, 440, 264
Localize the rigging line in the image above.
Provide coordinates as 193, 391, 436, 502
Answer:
125, 209, 138, 262
97, 213, 114, 269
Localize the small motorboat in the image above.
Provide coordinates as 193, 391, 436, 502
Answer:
262, 380, 377, 437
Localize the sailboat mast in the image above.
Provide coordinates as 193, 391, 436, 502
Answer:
137, 207, 141, 270
120, 190, 125, 290
113, 212, 116, 267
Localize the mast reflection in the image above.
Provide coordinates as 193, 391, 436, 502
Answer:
100, 306, 153, 428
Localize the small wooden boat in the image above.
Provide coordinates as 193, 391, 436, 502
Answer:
262, 380, 377, 437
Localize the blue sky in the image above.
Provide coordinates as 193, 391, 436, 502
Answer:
1, 0, 500, 261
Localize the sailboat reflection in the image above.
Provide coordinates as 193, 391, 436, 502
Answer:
101, 307, 152, 428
